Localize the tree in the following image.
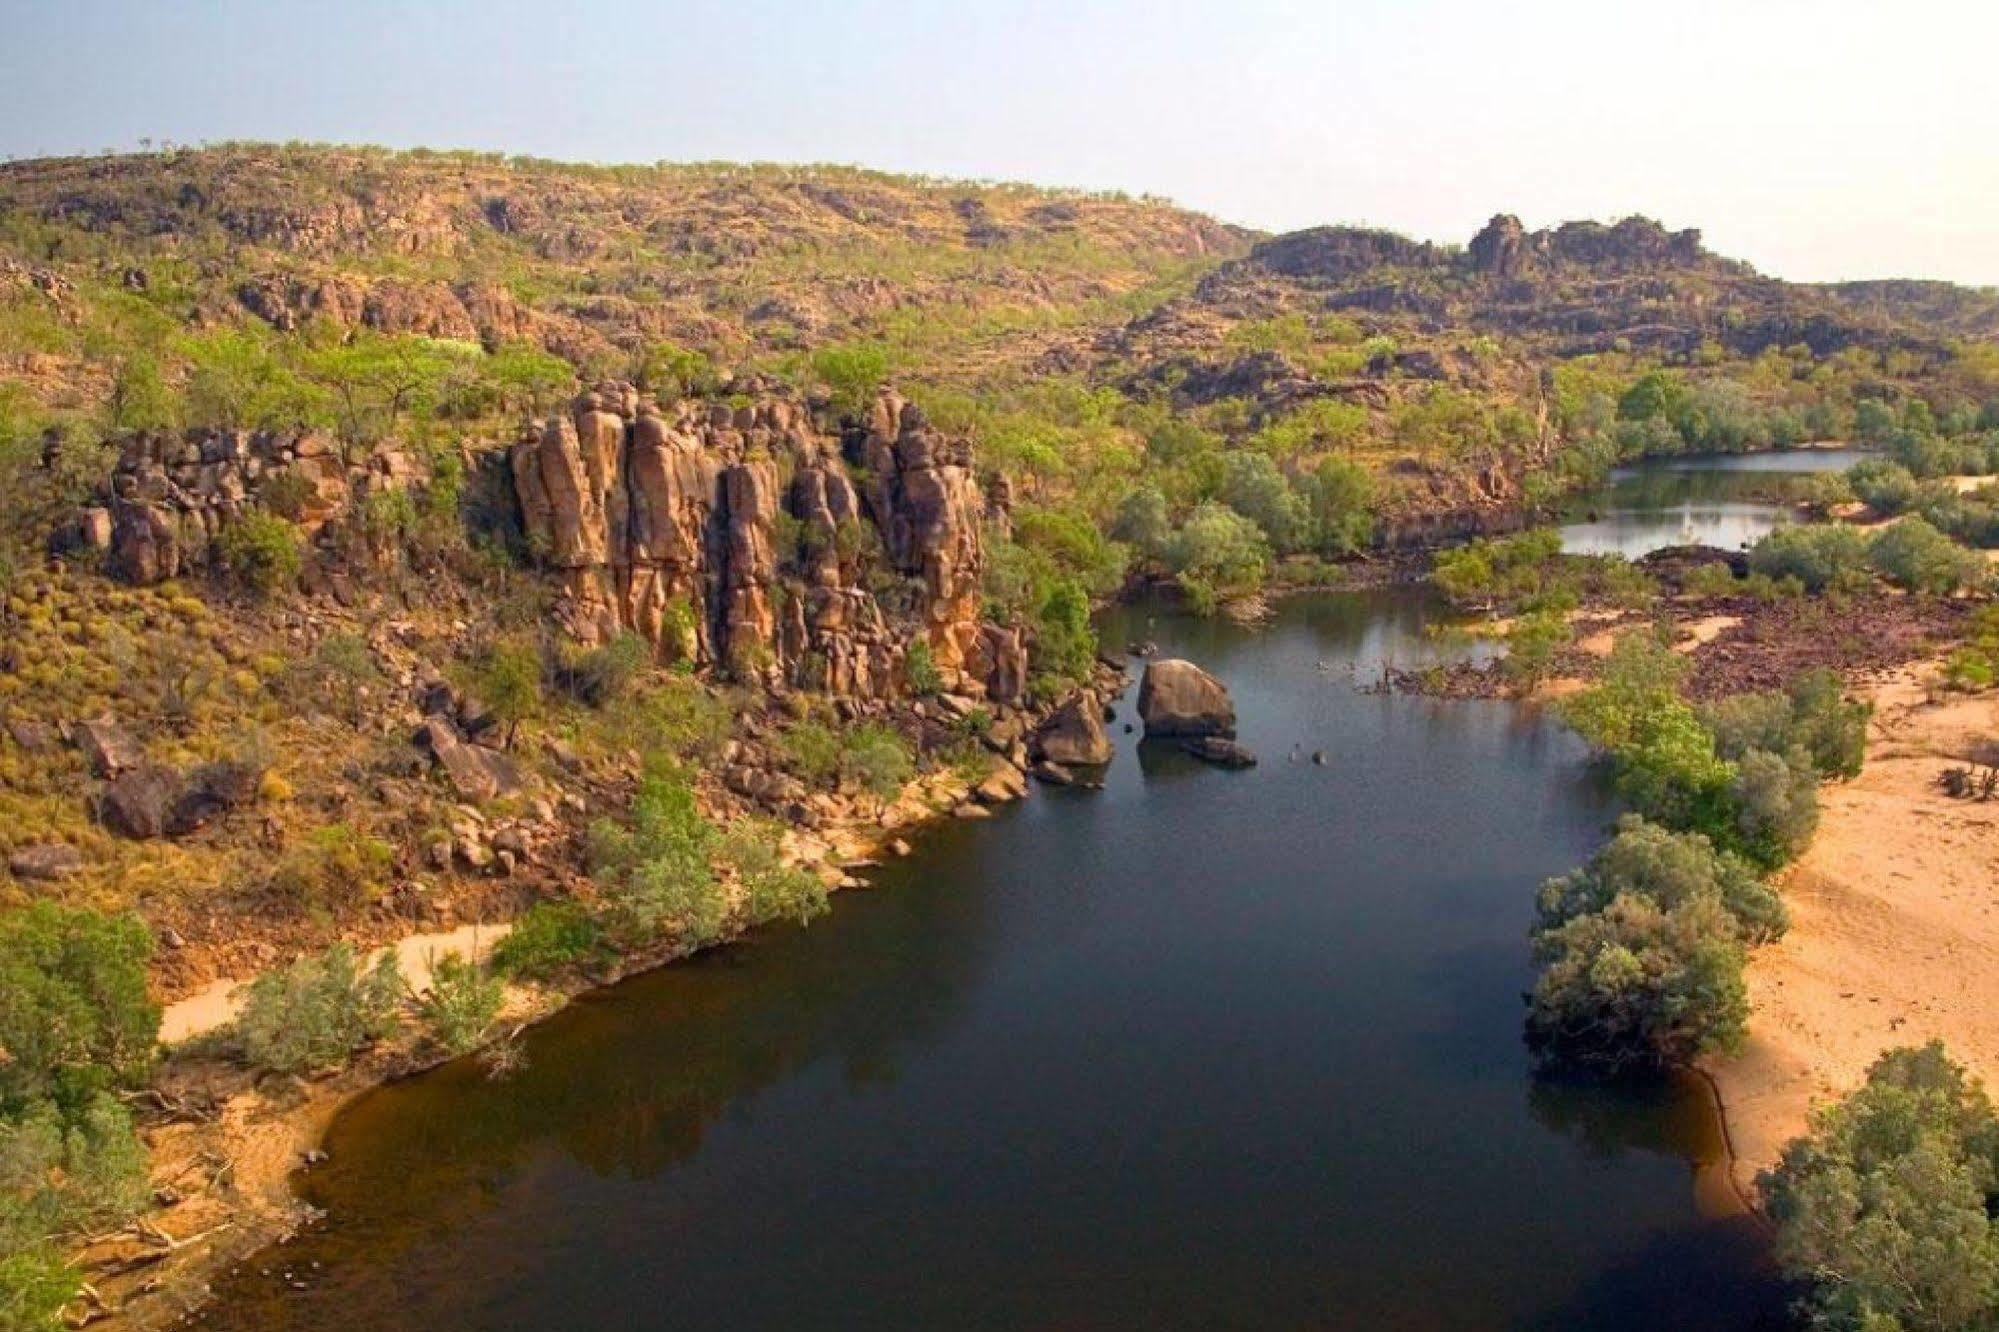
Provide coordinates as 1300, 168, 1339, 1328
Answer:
810, 342, 891, 420
1762, 1041, 1999, 1332
305, 333, 480, 452
1166, 502, 1270, 613
0, 904, 158, 1114
587, 761, 724, 947
458, 635, 542, 748
1221, 451, 1311, 553
1302, 455, 1375, 555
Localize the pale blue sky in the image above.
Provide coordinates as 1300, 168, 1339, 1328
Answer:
2, 0, 1993, 285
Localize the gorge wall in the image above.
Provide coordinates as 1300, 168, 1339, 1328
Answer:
509, 382, 1026, 703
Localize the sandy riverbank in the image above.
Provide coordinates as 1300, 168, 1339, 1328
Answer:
1708, 666, 1999, 1198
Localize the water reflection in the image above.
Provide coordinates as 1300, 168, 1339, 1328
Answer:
1559, 448, 1870, 559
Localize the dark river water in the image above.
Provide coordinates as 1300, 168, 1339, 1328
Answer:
1559, 446, 1871, 558
201, 585, 1789, 1332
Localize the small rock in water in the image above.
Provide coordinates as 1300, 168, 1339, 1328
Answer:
1182, 737, 1258, 769
1312, 750, 1328, 766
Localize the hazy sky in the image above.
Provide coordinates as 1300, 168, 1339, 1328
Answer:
2, 0, 1993, 286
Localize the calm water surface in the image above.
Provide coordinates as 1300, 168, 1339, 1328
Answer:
1559, 447, 1872, 558
201, 590, 1786, 1332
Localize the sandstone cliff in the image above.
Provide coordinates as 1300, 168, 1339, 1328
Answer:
510, 382, 1025, 702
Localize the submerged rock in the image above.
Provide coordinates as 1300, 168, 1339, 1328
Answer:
1137, 659, 1236, 738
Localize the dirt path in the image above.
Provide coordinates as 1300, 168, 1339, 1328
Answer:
1708, 669, 1999, 1197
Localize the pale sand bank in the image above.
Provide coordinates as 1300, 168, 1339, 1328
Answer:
1709, 669, 1999, 1197
158, 922, 512, 1044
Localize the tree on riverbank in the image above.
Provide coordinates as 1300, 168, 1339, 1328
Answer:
1762, 1041, 1999, 1332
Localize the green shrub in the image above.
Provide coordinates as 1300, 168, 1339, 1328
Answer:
1762, 1041, 1999, 1332
269, 823, 395, 912
491, 901, 606, 981
1502, 610, 1570, 685
235, 944, 404, 1075
213, 509, 303, 598
721, 821, 830, 928
1538, 814, 1786, 946
1702, 668, 1869, 781
556, 632, 650, 707
1166, 502, 1270, 613
1868, 517, 1988, 594
587, 762, 724, 947
1747, 523, 1871, 593
841, 723, 913, 799
902, 638, 942, 697
1846, 458, 1920, 515
778, 718, 842, 784
1530, 816, 1764, 1066
0, 903, 158, 1111
1, 1093, 150, 1329
416, 953, 503, 1054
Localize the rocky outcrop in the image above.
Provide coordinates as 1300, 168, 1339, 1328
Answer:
1032, 692, 1113, 767
89, 428, 425, 584
1468, 214, 1529, 281
1138, 659, 1236, 738
510, 381, 1025, 702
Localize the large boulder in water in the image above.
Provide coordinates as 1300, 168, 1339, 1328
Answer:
1137, 659, 1236, 739
1032, 692, 1112, 766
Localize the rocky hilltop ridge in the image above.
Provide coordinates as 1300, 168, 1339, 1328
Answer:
511, 381, 1025, 701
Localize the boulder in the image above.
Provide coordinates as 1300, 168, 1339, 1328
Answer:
973, 763, 1029, 805
9, 843, 84, 881
1032, 692, 1112, 767
75, 714, 145, 777
98, 764, 183, 838
1137, 660, 1236, 739
1029, 760, 1076, 787
416, 716, 519, 803
1181, 736, 1258, 769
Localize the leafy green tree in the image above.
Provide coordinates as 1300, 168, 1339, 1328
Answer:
1301, 455, 1376, 555
458, 635, 543, 748
1763, 1041, 1999, 1332
1111, 485, 1171, 557
305, 333, 479, 451
587, 761, 724, 947
1221, 451, 1311, 553
1166, 502, 1270, 613
0, 904, 158, 1115
180, 329, 327, 431
810, 342, 891, 420
631, 342, 717, 402
1531, 817, 1765, 1066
